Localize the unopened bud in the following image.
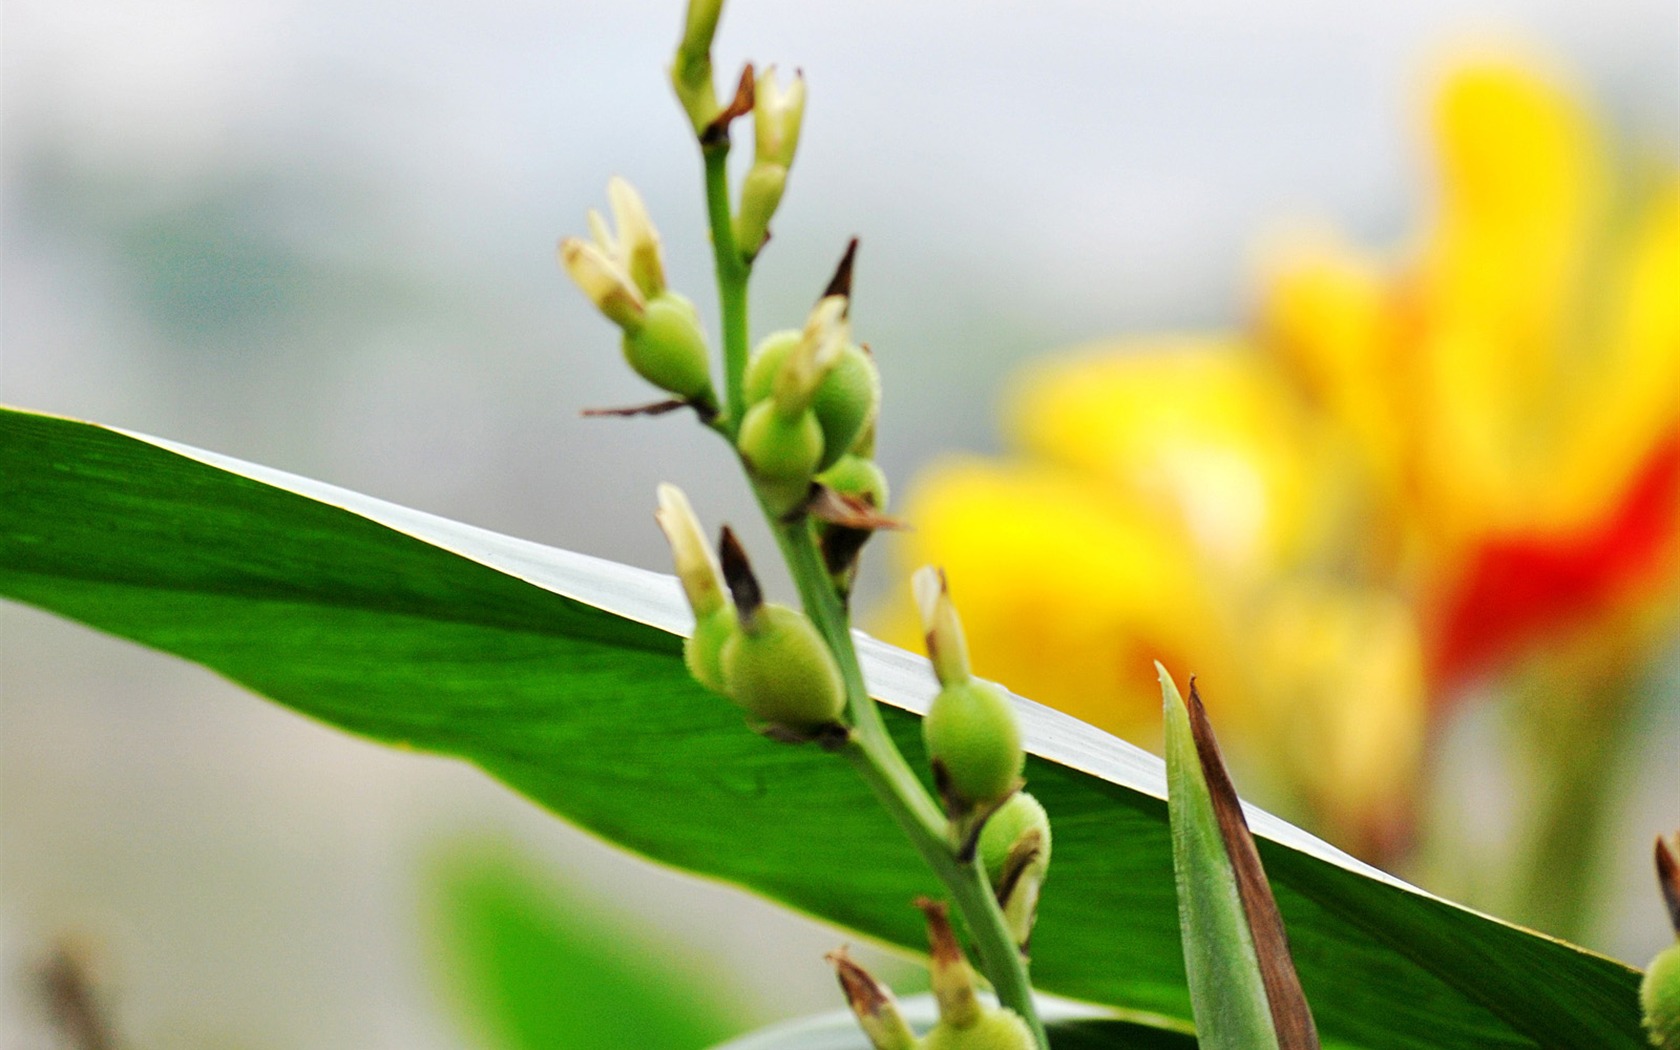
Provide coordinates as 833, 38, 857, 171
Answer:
812, 343, 880, 469
559, 238, 645, 331
737, 400, 825, 514
670, 0, 723, 133
817, 455, 889, 511
1645, 835, 1680, 1049
733, 162, 788, 261
655, 484, 726, 617
827, 948, 917, 1050
915, 569, 1023, 811
916, 897, 980, 1028
915, 898, 1034, 1050
978, 792, 1051, 951
721, 602, 845, 734
607, 177, 665, 299
754, 65, 805, 168
913, 566, 971, 687
562, 178, 673, 336
654, 484, 735, 693
622, 294, 716, 407
776, 297, 849, 413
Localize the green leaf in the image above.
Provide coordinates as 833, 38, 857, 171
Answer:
715, 998, 1196, 1050
1162, 667, 1315, 1050
0, 407, 1648, 1049
423, 836, 747, 1050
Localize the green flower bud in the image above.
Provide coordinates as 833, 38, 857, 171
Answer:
978, 792, 1051, 951
811, 342, 880, 469
1646, 944, 1680, 1049
913, 567, 1023, 811
721, 603, 845, 733
653, 483, 735, 694
754, 65, 806, 170
669, 0, 724, 134
734, 163, 788, 262
925, 679, 1024, 810
817, 454, 889, 510
910, 897, 1034, 1049
979, 792, 1051, 888
921, 1009, 1036, 1050
744, 329, 801, 405
738, 399, 824, 514
1645, 835, 1680, 1049
745, 332, 880, 471
622, 293, 716, 406
685, 606, 736, 695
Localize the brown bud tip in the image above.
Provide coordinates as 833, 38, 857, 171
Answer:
914, 897, 961, 966
828, 947, 890, 1017
703, 64, 757, 147
718, 526, 763, 618
1658, 834, 1680, 937
824, 237, 860, 304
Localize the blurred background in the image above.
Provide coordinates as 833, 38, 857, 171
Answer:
3, 0, 1677, 1047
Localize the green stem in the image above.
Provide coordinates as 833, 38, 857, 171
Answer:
769, 517, 1049, 1049
702, 144, 751, 434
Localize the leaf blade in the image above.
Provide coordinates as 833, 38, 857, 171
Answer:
0, 407, 1648, 1049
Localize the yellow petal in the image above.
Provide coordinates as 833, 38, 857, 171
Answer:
1005, 339, 1321, 578
881, 458, 1234, 738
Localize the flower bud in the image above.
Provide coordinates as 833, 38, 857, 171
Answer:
1645, 835, 1680, 1049
669, 0, 723, 134
914, 898, 1035, 1050
563, 177, 695, 387
607, 177, 665, 300
817, 454, 889, 511
812, 342, 880, 469
745, 326, 879, 470
654, 484, 735, 693
622, 293, 716, 406
827, 948, 917, 1050
914, 568, 1023, 811
721, 603, 846, 733
754, 65, 806, 169
978, 792, 1051, 951
922, 1010, 1036, 1050
559, 238, 645, 331
925, 679, 1023, 811
1646, 944, 1680, 1050
733, 162, 788, 261
738, 400, 825, 514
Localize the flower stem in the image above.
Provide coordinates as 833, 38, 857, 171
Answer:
769, 516, 1050, 1050
702, 143, 751, 434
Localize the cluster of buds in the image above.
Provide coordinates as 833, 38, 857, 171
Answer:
1646, 834, 1680, 1049
560, 179, 718, 415
829, 900, 1035, 1050
656, 484, 846, 741
739, 269, 884, 526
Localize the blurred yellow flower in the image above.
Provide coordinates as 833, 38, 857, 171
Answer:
882, 54, 1680, 862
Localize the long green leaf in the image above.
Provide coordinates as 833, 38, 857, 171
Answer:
0, 407, 1647, 1049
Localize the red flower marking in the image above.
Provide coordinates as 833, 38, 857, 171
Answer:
1431, 433, 1680, 694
